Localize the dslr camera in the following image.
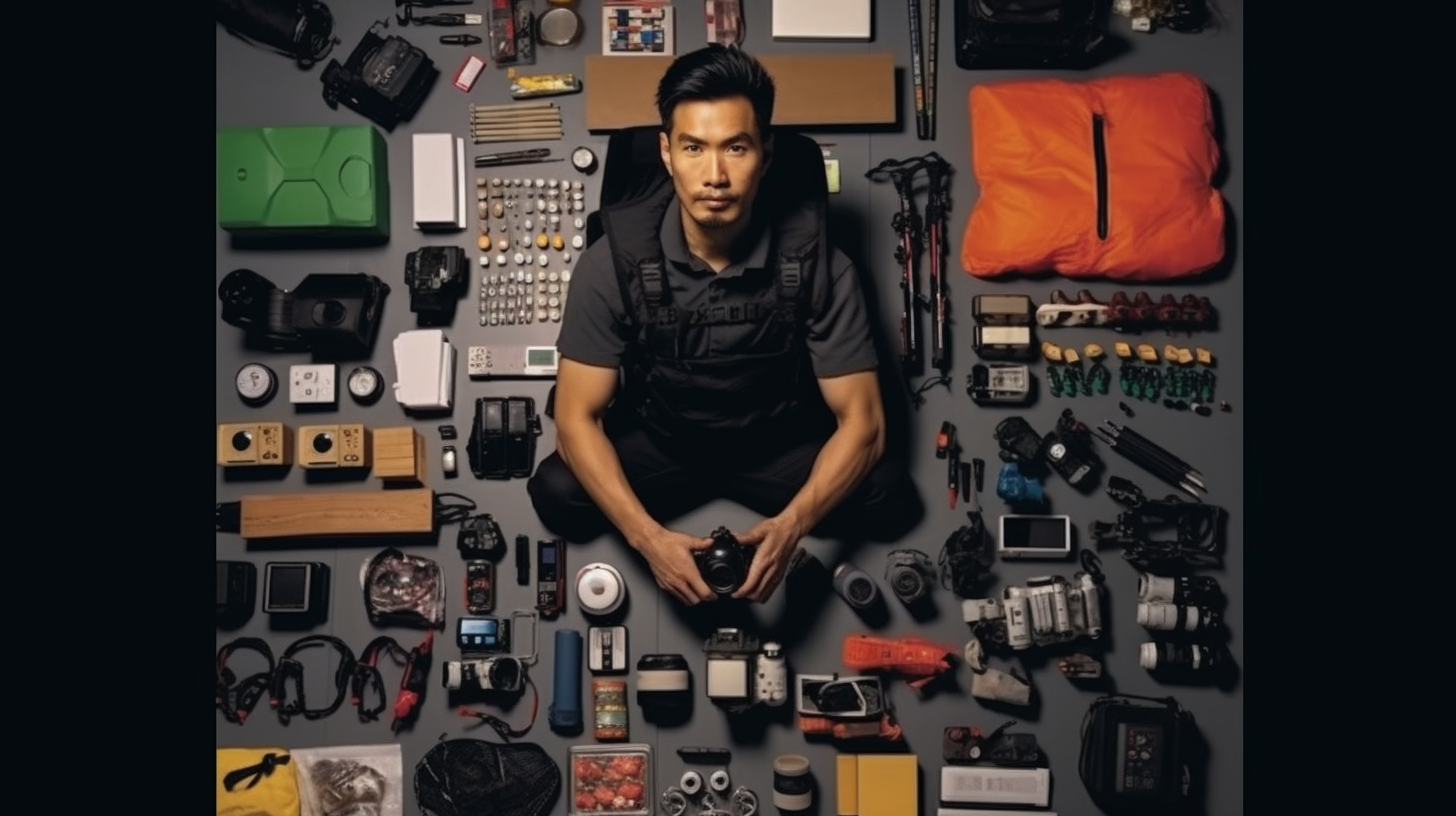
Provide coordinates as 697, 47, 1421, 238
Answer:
702, 628, 787, 712
441, 656, 526, 693
994, 414, 1099, 490
884, 549, 936, 606
962, 572, 1103, 652
696, 527, 754, 596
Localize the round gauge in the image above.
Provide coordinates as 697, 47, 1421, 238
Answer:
234, 362, 278, 407
571, 146, 598, 174
347, 366, 384, 404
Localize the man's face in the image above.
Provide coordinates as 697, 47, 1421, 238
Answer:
659, 96, 771, 232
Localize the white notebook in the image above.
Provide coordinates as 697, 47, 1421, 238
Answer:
772, 0, 872, 39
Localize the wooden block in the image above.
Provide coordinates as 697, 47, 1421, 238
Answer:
1083, 342, 1105, 359
217, 422, 292, 467
1196, 347, 1214, 365
1113, 341, 1133, 359
238, 488, 435, 539
836, 753, 859, 816
855, 755, 917, 816
297, 424, 371, 469
372, 426, 427, 484
584, 53, 896, 130
1136, 344, 1159, 362
1040, 341, 1063, 362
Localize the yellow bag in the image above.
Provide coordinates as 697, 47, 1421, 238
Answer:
217, 748, 300, 816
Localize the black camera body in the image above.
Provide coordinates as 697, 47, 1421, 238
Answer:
321, 21, 437, 131
405, 246, 468, 325
696, 527, 753, 596
994, 415, 1099, 490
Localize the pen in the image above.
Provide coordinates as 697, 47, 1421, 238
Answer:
440, 34, 483, 45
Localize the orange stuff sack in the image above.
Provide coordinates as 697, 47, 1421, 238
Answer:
961, 71, 1225, 281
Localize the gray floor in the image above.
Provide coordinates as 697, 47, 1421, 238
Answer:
217, 2, 1243, 814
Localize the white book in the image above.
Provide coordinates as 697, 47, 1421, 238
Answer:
772, 0, 872, 39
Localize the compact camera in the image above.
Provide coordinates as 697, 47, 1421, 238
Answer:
962, 572, 1103, 651
696, 527, 754, 596
703, 628, 787, 711
884, 549, 935, 605
404, 246, 468, 325
442, 656, 525, 692
994, 415, 1099, 489
795, 674, 887, 719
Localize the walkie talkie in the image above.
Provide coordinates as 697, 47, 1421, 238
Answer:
536, 538, 565, 618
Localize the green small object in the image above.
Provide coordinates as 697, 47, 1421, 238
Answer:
1088, 362, 1111, 395
1198, 370, 1216, 402
1065, 366, 1085, 398
1047, 365, 1066, 398
1146, 368, 1163, 402
1119, 364, 1134, 396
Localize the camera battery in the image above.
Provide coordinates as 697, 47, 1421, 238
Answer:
972, 294, 1034, 325
973, 325, 1035, 360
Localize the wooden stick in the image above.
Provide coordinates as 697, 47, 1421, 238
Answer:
472, 133, 565, 143
470, 125, 565, 135
468, 101, 558, 114
468, 113, 564, 124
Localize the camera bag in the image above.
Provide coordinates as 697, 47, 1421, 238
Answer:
1078, 694, 1194, 814
953, 0, 1109, 70
414, 738, 560, 816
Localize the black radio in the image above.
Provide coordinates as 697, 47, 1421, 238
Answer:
466, 397, 543, 479
321, 21, 438, 130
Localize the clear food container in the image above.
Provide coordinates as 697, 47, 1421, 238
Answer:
568, 744, 653, 816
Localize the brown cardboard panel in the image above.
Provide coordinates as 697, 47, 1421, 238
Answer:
584, 53, 897, 130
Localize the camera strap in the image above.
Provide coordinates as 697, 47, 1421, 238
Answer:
353, 633, 435, 731
270, 635, 357, 725
216, 637, 275, 725
456, 674, 540, 739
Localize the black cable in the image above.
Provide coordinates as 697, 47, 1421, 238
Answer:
457, 675, 540, 739
434, 492, 477, 525
271, 635, 357, 724
352, 636, 409, 723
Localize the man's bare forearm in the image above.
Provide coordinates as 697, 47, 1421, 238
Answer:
775, 413, 885, 537
556, 419, 663, 548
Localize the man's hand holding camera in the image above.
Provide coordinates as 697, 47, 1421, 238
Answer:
730, 514, 805, 603
634, 527, 717, 607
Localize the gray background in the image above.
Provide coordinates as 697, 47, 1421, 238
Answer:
216, 1, 1242, 814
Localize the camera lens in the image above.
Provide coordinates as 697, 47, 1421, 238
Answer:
701, 548, 745, 595
890, 566, 926, 604
832, 563, 879, 609
488, 657, 522, 690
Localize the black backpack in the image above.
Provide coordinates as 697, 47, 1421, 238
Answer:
953, 0, 1110, 69
414, 739, 561, 816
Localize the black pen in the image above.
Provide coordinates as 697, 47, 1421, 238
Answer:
475, 148, 554, 166
440, 34, 482, 45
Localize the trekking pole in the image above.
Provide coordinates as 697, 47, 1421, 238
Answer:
866, 157, 925, 375
921, 153, 952, 374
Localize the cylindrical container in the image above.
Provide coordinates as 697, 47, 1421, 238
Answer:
575, 562, 626, 617
1139, 641, 1219, 672
772, 754, 813, 811
549, 629, 582, 732
1136, 602, 1219, 632
1137, 573, 1221, 605
1075, 572, 1103, 637
636, 653, 691, 718
1003, 587, 1032, 649
831, 562, 879, 609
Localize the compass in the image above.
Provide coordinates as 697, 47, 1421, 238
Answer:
234, 362, 278, 407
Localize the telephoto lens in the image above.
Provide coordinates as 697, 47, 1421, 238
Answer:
1139, 641, 1221, 673
1137, 573, 1221, 605
1136, 602, 1220, 632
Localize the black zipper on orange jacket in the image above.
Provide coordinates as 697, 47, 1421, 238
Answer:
1093, 113, 1108, 240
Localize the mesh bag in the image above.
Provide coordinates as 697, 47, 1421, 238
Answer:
414, 739, 560, 816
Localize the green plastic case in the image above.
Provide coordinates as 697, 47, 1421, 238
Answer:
216, 125, 389, 241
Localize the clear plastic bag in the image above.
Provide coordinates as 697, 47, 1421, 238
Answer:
292, 744, 403, 816
360, 549, 445, 629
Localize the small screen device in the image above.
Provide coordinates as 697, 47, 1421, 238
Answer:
262, 562, 329, 617
457, 616, 511, 653
588, 625, 629, 673
998, 514, 1073, 560
467, 345, 560, 378
465, 560, 495, 614
537, 538, 565, 618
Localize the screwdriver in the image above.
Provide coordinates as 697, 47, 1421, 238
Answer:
440, 34, 482, 45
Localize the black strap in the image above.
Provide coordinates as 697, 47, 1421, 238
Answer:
352, 636, 407, 722
271, 635, 357, 724
223, 751, 291, 791
216, 637, 275, 725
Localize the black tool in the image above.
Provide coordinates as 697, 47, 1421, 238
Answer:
515, 534, 530, 585
927, 0, 940, 140
908, 0, 929, 140
936, 421, 959, 510
1092, 426, 1203, 499
440, 34, 482, 45
475, 148, 553, 167
920, 152, 952, 373
865, 156, 925, 376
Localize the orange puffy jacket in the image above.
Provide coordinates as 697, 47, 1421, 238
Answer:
961, 71, 1225, 281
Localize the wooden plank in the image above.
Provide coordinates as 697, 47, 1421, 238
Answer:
584, 53, 897, 130
239, 488, 435, 539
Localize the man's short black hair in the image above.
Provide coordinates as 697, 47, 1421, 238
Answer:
656, 45, 776, 139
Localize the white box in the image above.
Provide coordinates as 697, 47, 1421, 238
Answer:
288, 364, 336, 404
392, 329, 455, 411
772, 0, 871, 39
939, 766, 1050, 808
412, 133, 466, 231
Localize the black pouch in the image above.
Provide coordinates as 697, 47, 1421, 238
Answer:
467, 397, 542, 479
217, 0, 338, 68
953, 0, 1109, 69
321, 21, 439, 131
414, 739, 560, 816
1078, 694, 1195, 814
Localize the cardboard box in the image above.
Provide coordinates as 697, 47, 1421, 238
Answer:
584, 53, 896, 130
